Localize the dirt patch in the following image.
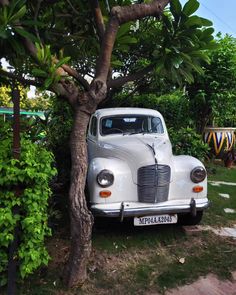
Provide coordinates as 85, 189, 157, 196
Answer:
47, 231, 70, 270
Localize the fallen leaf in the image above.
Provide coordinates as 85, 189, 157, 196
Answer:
179, 257, 185, 264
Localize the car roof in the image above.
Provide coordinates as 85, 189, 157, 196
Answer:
94, 107, 163, 118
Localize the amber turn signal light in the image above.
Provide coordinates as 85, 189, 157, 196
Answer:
99, 190, 112, 198
192, 186, 203, 193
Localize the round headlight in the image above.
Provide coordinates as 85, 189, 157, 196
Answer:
97, 169, 114, 187
190, 167, 206, 183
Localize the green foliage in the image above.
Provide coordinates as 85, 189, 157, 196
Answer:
46, 98, 73, 183
168, 127, 209, 161
1, 0, 216, 93
0, 136, 56, 285
157, 0, 215, 85
47, 97, 73, 148
0, 117, 12, 140
187, 34, 236, 131
115, 90, 191, 130
0, 84, 51, 111
33, 43, 71, 89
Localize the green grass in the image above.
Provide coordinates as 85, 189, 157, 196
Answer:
207, 162, 236, 182
203, 163, 236, 226
1, 163, 236, 295
93, 222, 185, 252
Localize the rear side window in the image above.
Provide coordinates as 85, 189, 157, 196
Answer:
90, 116, 97, 136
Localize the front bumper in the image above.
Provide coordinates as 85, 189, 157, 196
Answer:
90, 198, 210, 218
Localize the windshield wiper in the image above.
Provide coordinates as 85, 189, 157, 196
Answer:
123, 130, 146, 136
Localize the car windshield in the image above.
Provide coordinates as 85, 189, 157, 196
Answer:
101, 115, 164, 136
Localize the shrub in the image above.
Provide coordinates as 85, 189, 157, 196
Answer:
0, 137, 56, 286
169, 127, 209, 162
115, 90, 191, 130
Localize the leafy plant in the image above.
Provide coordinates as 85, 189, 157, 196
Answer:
169, 127, 209, 161
187, 34, 236, 132
116, 90, 191, 130
0, 136, 56, 285
46, 97, 73, 184
32, 43, 71, 89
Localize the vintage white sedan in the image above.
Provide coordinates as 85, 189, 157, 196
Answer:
87, 108, 209, 226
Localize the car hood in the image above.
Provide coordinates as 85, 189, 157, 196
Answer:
97, 135, 173, 183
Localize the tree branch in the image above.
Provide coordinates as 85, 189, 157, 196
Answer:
112, 0, 170, 25
66, 0, 80, 15
90, 0, 105, 42
61, 65, 90, 91
33, 0, 43, 41
0, 69, 42, 87
0, 0, 9, 5
108, 64, 155, 89
95, 15, 119, 82
95, 0, 170, 84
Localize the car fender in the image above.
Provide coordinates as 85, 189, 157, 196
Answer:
169, 155, 207, 200
88, 157, 137, 204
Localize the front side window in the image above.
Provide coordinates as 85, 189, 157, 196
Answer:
100, 115, 164, 135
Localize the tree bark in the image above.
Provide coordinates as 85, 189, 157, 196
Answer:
63, 104, 96, 288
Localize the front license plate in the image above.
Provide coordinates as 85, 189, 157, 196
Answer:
134, 214, 178, 226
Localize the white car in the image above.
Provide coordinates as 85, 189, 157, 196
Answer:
87, 108, 209, 226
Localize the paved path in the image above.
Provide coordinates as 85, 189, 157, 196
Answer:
165, 272, 236, 295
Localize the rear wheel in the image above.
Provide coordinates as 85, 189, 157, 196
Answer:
178, 211, 203, 225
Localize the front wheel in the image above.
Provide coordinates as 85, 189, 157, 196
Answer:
178, 211, 203, 225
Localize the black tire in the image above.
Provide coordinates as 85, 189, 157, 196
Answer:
178, 211, 203, 226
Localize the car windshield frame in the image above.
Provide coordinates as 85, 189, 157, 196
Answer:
100, 114, 164, 136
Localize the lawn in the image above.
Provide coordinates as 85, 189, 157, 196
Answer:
203, 162, 236, 226
1, 163, 236, 295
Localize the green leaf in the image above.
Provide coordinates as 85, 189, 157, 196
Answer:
55, 56, 71, 69
199, 17, 213, 27
111, 59, 123, 67
200, 41, 218, 50
9, 0, 26, 16
118, 36, 137, 45
44, 77, 53, 89
179, 68, 194, 83
170, 0, 182, 16
189, 51, 210, 63
9, 5, 26, 22
183, 0, 200, 16
201, 27, 215, 38
21, 20, 44, 27
184, 15, 203, 28
32, 69, 48, 77
8, 36, 25, 54
117, 23, 131, 39
14, 27, 38, 42
190, 62, 204, 75
0, 27, 8, 39
172, 56, 183, 69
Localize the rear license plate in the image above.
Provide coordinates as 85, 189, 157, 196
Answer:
134, 214, 178, 226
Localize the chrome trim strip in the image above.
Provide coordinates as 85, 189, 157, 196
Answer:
91, 201, 210, 218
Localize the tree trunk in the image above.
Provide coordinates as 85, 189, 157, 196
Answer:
63, 106, 94, 288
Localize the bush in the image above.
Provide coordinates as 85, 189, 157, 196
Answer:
115, 90, 191, 130
47, 98, 73, 184
169, 127, 209, 162
0, 137, 56, 286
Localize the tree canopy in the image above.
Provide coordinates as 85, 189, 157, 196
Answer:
0, 0, 215, 92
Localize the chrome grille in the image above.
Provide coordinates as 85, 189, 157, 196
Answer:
137, 164, 170, 203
